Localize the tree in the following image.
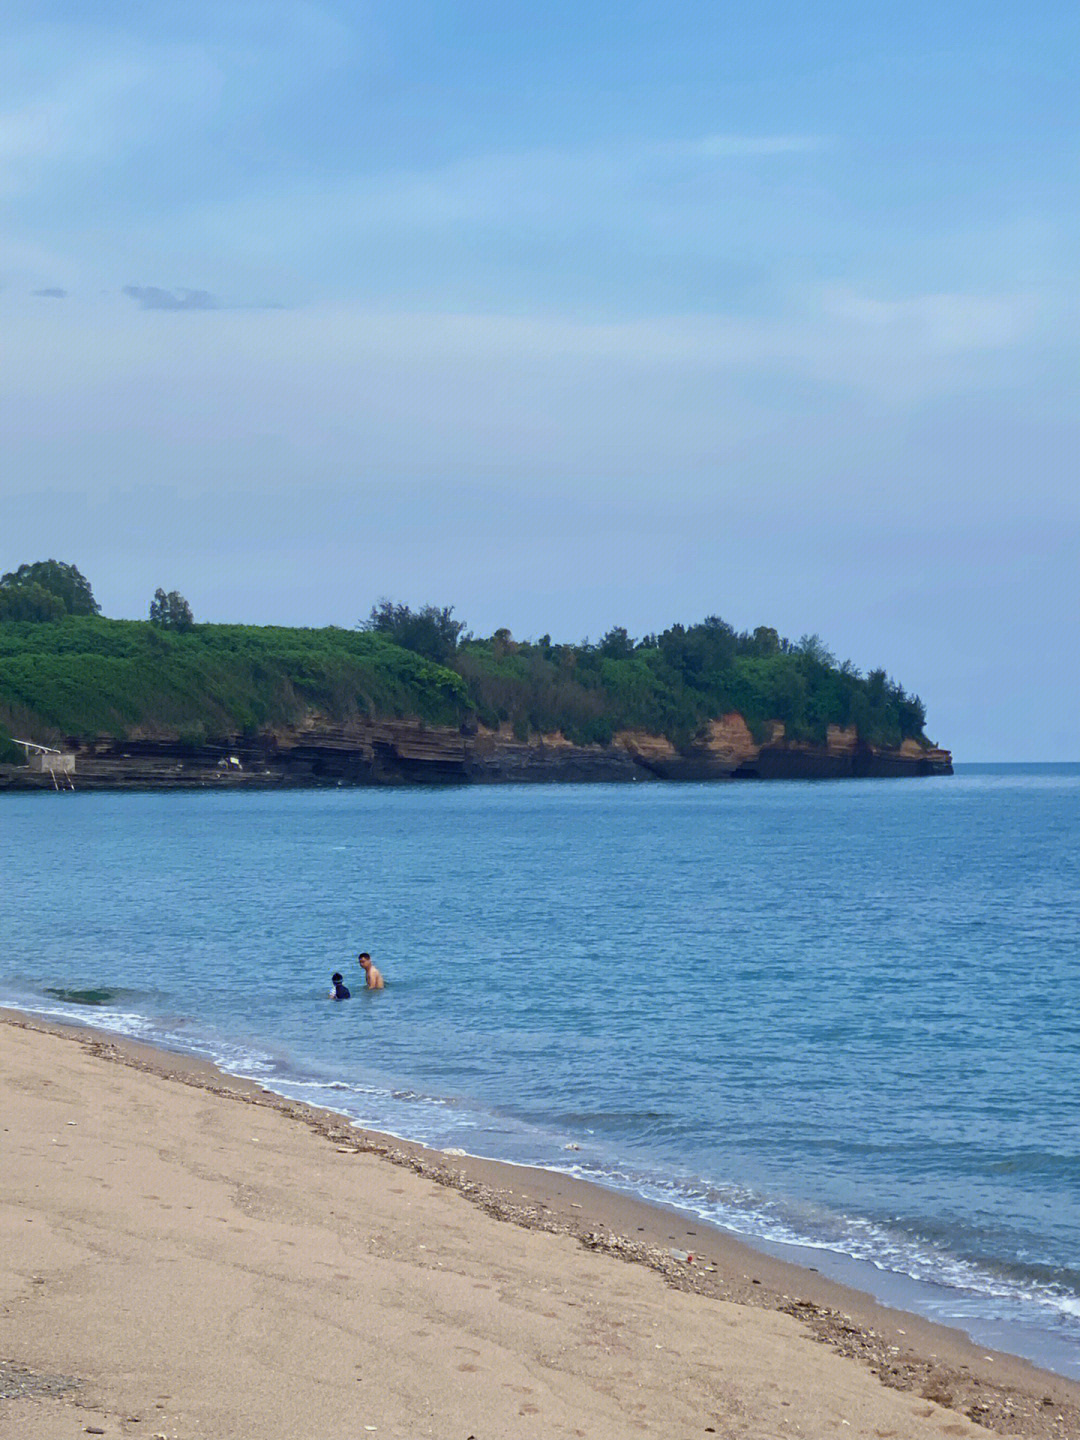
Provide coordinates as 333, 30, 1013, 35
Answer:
149, 588, 194, 631
896, 690, 927, 739
363, 601, 466, 664
866, 668, 888, 704
490, 627, 517, 658
0, 582, 66, 623
0, 559, 99, 617
599, 626, 633, 660
797, 633, 837, 668
658, 615, 736, 686
747, 625, 780, 658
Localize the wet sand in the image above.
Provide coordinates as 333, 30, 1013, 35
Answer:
2, 1010, 1079, 1439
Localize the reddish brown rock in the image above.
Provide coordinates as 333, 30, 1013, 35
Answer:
0, 713, 952, 790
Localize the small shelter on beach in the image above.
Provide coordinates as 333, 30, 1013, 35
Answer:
12, 739, 76, 789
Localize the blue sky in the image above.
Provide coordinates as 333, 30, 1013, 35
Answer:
2, 1, 1077, 758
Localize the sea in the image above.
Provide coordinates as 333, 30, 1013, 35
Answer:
2, 764, 1078, 1377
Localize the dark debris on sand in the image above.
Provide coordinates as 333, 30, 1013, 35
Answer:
0, 1360, 80, 1401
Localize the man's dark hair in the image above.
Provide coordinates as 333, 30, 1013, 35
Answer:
358, 952, 371, 961
332, 972, 343, 983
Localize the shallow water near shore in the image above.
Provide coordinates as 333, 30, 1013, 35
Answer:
2, 765, 1078, 1376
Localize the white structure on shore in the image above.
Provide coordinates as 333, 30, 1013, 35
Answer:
12, 739, 76, 789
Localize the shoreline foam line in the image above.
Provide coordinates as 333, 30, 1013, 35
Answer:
3, 1006, 1080, 1439
7, 990, 1080, 1377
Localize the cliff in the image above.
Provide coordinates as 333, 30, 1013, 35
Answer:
0, 615, 942, 785
0, 713, 952, 791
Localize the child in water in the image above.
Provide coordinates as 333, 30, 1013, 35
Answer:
329, 972, 351, 1000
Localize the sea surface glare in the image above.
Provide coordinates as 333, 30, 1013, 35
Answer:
2, 765, 1078, 1376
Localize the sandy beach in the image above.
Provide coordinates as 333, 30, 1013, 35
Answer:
3, 1013, 1079, 1440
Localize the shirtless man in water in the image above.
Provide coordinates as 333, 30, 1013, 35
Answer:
357, 952, 385, 989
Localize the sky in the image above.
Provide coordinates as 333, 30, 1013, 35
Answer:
2, 1, 1077, 760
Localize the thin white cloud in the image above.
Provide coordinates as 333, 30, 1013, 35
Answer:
657, 135, 825, 158
1, 285, 1045, 385
0, 5, 354, 201
0, 283, 1054, 510
176, 129, 818, 279
0, 41, 222, 199
0, 58, 141, 182
818, 285, 1039, 352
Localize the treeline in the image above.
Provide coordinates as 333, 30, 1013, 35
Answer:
0, 563, 931, 754
365, 603, 928, 750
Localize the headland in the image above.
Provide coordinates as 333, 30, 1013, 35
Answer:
1, 606, 950, 790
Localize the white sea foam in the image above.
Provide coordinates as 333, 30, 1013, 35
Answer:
10, 999, 157, 1041
540, 1156, 1080, 1342
7, 984, 1080, 1370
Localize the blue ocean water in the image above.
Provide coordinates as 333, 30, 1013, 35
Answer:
2, 766, 1078, 1375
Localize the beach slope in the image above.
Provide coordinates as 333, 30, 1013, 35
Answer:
1, 1020, 1075, 1440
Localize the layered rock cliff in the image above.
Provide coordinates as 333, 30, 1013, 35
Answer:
0, 713, 952, 790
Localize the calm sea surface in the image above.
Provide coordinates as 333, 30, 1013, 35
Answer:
2, 765, 1078, 1375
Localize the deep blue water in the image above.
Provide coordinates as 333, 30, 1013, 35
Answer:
2, 765, 1079, 1375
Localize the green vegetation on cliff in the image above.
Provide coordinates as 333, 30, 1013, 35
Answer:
0, 563, 932, 752
452, 623, 926, 750
0, 620, 470, 744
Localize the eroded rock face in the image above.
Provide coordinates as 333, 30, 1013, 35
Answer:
615, 716, 952, 781
0, 714, 952, 790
